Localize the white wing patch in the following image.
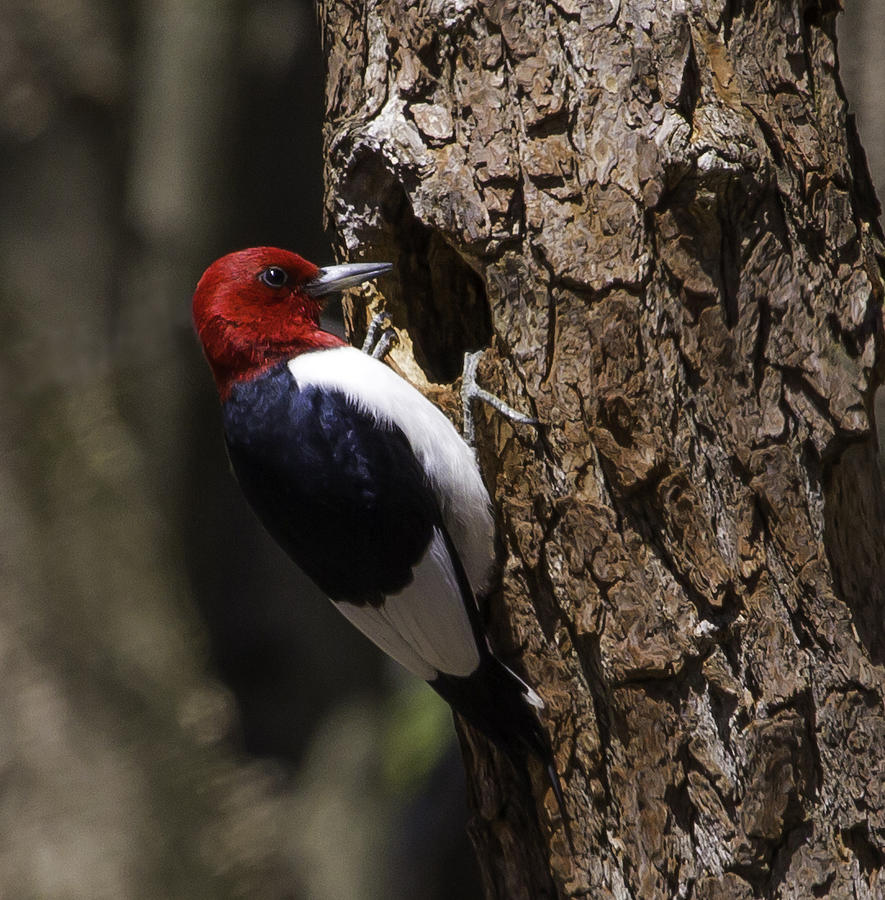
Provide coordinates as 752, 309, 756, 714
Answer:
334, 528, 481, 680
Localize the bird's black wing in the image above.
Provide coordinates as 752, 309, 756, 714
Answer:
222, 364, 440, 604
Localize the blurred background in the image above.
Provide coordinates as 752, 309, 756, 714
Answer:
0, 2, 881, 897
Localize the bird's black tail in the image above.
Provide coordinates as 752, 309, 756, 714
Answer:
430, 653, 575, 855
432, 527, 574, 853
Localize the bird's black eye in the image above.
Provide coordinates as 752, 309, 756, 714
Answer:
259, 266, 288, 288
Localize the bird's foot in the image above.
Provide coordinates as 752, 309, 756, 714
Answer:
361, 310, 398, 360
461, 350, 540, 447
362, 317, 537, 445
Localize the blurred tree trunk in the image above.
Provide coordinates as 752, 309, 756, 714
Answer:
839, 5, 885, 479
839, 2, 885, 204
318, 1, 885, 897
0, 2, 296, 897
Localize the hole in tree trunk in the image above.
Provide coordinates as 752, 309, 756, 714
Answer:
338, 151, 493, 383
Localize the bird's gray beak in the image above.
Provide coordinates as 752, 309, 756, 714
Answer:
304, 262, 393, 298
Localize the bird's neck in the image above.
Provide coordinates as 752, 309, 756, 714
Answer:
212, 330, 347, 401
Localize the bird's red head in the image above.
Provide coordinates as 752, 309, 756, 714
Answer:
192, 247, 346, 398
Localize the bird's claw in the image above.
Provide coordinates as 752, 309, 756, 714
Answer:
461, 350, 540, 447
363, 316, 537, 445
362, 310, 398, 360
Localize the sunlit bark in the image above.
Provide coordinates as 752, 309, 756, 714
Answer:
319, 0, 885, 896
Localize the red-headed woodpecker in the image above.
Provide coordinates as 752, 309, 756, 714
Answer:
192, 247, 570, 846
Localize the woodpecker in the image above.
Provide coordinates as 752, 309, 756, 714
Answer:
192, 246, 570, 846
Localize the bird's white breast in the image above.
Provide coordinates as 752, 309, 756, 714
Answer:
287, 346, 495, 593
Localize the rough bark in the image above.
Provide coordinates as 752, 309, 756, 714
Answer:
318, 1, 885, 897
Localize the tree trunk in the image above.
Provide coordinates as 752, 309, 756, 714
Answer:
318, 1, 885, 897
